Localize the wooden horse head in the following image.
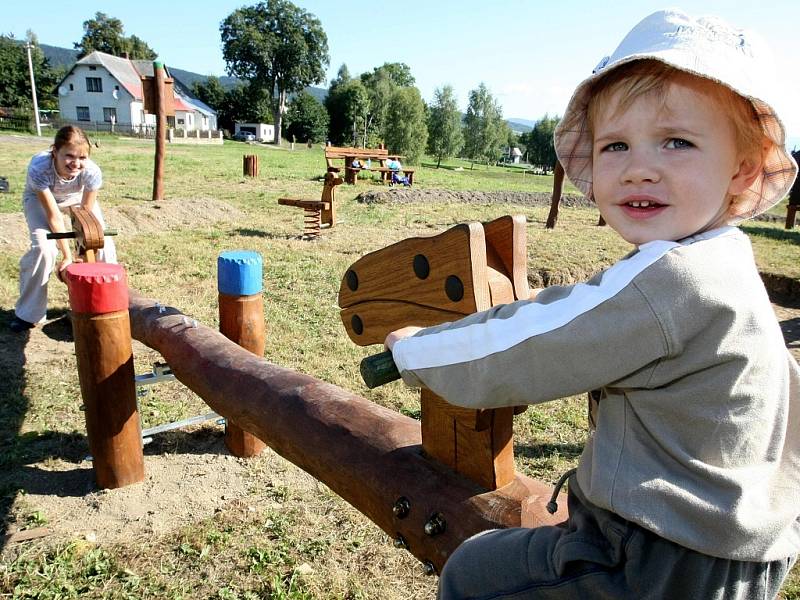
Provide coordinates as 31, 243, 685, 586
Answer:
339, 215, 531, 490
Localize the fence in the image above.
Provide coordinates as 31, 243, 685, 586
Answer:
1, 115, 222, 142
0, 115, 33, 133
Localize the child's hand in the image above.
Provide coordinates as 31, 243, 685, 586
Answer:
385, 326, 423, 351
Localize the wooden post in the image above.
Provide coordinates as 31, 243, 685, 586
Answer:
218, 251, 267, 457
152, 61, 167, 201
66, 263, 144, 489
545, 160, 565, 229
786, 206, 798, 229
243, 154, 259, 177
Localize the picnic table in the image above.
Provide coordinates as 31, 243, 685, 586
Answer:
324, 146, 415, 185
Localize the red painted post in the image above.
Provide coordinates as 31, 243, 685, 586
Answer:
66, 263, 144, 488
218, 251, 267, 457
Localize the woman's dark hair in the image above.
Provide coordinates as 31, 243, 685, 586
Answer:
52, 125, 91, 154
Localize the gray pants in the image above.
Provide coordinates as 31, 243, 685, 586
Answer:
15, 197, 116, 324
438, 477, 794, 599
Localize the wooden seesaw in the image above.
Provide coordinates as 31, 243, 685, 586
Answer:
46, 206, 117, 263
64, 214, 568, 575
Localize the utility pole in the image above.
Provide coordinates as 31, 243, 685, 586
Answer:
25, 41, 42, 137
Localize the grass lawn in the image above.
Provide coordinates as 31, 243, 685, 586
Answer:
0, 132, 798, 599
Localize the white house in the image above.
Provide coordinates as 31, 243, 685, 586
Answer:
57, 51, 217, 133
235, 122, 275, 143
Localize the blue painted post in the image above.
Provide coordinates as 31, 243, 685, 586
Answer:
218, 250, 267, 457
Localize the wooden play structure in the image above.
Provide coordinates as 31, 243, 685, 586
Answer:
278, 170, 344, 239
141, 61, 174, 202
63, 212, 569, 575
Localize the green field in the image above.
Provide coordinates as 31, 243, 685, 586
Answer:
1, 133, 798, 599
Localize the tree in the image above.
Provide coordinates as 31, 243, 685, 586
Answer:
324, 64, 352, 144
220, 0, 329, 144
192, 76, 226, 111
214, 83, 273, 134
520, 114, 560, 169
427, 85, 463, 167
463, 83, 505, 167
0, 33, 58, 112
126, 35, 157, 61
74, 12, 157, 60
339, 79, 370, 146
365, 62, 415, 87
384, 87, 428, 164
285, 90, 329, 143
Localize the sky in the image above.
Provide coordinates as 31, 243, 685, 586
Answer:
5, 0, 800, 145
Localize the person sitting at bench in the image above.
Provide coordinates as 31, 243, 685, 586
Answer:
387, 158, 410, 187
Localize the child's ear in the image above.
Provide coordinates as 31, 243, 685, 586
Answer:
728, 143, 768, 196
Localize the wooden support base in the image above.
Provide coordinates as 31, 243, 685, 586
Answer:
72, 310, 144, 489
128, 289, 567, 573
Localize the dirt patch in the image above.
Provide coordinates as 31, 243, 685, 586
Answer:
356, 188, 591, 207
0, 197, 243, 255
355, 189, 785, 224
7, 423, 321, 546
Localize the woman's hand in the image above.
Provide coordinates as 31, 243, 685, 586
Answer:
384, 325, 423, 351
55, 256, 73, 283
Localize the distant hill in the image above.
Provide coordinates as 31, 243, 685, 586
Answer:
508, 117, 537, 128
38, 43, 79, 68
507, 119, 533, 134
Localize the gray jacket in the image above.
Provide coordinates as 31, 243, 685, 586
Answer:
394, 226, 800, 561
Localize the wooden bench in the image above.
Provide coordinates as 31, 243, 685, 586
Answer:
345, 165, 416, 186
278, 170, 344, 239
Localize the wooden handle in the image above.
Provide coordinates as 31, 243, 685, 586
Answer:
360, 351, 400, 389
47, 229, 118, 239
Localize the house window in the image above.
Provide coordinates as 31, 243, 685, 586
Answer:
86, 77, 102, 92
103, 107, 117, 123
177, 118, 185, 125
89, 66, 96, 71
76, 106, 90, 122
69, 83, 74, 91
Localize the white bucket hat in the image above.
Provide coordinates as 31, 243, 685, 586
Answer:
553, 9, 797, 221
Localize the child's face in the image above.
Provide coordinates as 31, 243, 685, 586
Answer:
591, 78, 746, 245
53, 143, 89, 180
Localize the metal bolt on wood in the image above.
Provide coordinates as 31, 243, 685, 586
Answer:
424, 513, 446, 536
392, 496, 411, 519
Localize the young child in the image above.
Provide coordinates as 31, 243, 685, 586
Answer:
386, 9, 800, 599
9, 125, 117, 333
387, 157, 410, 186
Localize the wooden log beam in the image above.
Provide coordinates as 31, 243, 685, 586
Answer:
127, 289, 566, 573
